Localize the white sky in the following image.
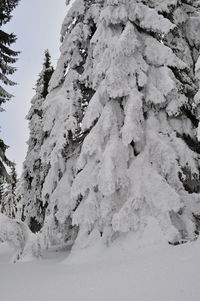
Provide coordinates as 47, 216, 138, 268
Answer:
1, 0, 68, 175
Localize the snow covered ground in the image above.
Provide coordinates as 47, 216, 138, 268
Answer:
0, 236, 200, 301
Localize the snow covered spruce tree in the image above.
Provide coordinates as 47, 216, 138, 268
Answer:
24, 0, 200, 249
33, 0, 103, 247
21, 50, 54, 233
63, 0, 200, 247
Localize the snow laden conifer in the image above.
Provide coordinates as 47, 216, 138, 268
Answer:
21, 50, 54, 233
25, 0, 200, 249
66, 0, 200, 247
37, 0, 102, 247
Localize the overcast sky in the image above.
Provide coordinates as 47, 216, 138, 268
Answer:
1, 0, 68, 175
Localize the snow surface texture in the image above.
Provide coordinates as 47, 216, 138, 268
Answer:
20, 0, 200, 253
0, 236, 200, 301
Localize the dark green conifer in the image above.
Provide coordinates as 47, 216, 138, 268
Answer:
0, 0, 20, 182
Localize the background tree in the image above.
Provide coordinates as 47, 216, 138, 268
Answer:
2, 162, 18, 218
21, 50, 54, 232
0, 0, 20, 104
0, 0, 20, 184
0, 138, 12, 181
0, 178, 5, 210
36, 50, 54, 99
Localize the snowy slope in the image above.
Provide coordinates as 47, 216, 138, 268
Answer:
0, 238, 200, 301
